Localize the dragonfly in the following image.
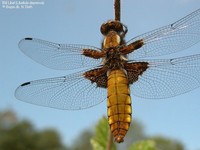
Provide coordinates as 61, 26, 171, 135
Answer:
15, 9, 200, 142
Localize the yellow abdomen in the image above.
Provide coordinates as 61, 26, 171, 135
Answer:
107, 69, 132, 143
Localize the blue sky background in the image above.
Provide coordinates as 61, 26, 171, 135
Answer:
1, 0, 200, 149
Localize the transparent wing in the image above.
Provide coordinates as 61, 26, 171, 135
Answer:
19, 38, 102, 70
15, 69, 107, 110
127, 9, 200, 59
130, 54, 200, 99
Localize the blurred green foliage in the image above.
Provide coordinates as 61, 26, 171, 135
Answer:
149, 136, 184, 150
0, 110, 66, 150
71, 130, 93, 150
91, 117, 116, 150
128, 140, 157, 150
90, 116, 185, 150
0, 110, 189, 150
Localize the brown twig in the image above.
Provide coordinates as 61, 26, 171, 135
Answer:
114, 0, 121, 21
106, 130, 113, 150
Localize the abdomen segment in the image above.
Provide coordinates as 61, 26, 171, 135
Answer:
107, 69, 132, 143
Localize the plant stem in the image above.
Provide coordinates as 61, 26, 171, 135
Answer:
114, 0, 121, 21
106, 131, 114, 150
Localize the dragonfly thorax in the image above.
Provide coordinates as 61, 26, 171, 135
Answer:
103, 31, 121, 48
101, 21, 128, 70
102, 48, 127, 70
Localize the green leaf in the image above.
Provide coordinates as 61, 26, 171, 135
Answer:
149, 136, 184, 150
128, 140, 157, 150
91, 116, 116, 150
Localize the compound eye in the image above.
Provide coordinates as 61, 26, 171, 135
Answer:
100, 23, 109, 35
114, 21, 123, 32
100, 20, 125, 35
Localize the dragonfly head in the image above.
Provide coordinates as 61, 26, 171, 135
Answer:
100, 20, 127, 36
102, 20, 128, 49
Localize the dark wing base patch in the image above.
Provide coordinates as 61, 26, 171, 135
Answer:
125, 62, 148, 84
84, 67, 108, 88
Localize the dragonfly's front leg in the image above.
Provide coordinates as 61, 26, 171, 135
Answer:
83, 49, 105, 59
120, 39, 144, 55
